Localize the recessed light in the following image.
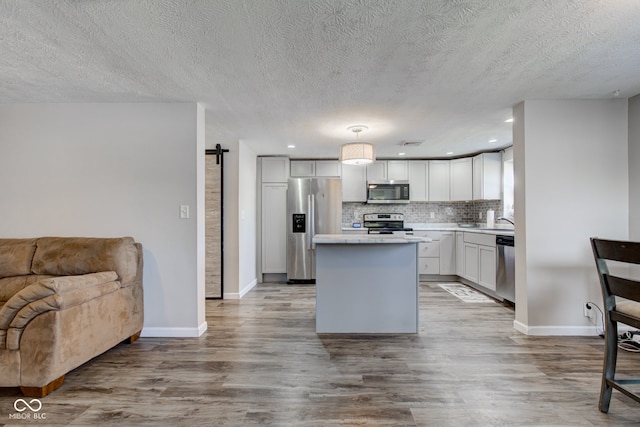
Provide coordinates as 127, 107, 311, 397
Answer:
504, 118, 514, 123
489, 139, 497, 143
287, 145, 295, 149
398, 152, 406, 156
446, 151, 453, 155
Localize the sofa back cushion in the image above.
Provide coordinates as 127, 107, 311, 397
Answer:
0, 239, 38, 279
31, 237, 138, 285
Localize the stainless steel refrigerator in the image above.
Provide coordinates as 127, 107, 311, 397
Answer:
287, 178, 342, 283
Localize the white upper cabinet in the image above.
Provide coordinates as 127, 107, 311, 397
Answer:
428, 160, 450, 201
290, 160, 315, 177
366, 160, 408, 181
290, 160, 341, 177
341, 164, 367, 202
473, 152, 502, 200
408, 161, 428, 201
366, 161, 387, 181
261, 157, 290, 183
315, 160, 341, 177
450, 157, 473, 201
387, 161, 409, 180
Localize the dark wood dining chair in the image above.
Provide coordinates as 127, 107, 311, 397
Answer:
590, 237, 640, 413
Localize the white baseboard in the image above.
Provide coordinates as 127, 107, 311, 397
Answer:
514, 320, 600, 336
141, 321, 207, 338
224, 278, 257, 300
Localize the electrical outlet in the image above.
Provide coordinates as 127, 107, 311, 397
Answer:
479, 212, 483, 219
430, 212, 435, 219
584, 302, 593, 319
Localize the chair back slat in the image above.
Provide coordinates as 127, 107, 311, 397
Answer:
591, 238, 640, 265
606, 275, 640, 303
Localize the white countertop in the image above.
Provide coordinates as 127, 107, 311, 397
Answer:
313, 234, 430, 244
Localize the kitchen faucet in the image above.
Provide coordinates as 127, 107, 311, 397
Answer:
497, 217, 515, 225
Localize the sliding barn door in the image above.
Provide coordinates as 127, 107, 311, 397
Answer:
205, 151, 223, 298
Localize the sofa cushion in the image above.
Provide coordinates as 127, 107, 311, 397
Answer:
31, 237, 137, 285
0, 275, 54, 303
0, 239, 38, 279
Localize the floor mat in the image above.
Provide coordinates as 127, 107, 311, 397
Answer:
438, 283, 495, 303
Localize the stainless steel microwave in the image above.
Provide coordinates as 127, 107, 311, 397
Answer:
366, 180, 410, 204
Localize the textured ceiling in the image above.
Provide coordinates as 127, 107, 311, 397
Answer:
1, 0, 640, 158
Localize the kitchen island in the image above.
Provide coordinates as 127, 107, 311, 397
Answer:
312, 234, 428, 334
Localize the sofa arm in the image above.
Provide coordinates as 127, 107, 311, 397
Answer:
0, 272, 119, 349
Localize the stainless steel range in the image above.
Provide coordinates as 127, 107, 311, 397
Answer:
363, 213, 414, 234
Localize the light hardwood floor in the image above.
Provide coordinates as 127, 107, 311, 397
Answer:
2, 282, 640, 426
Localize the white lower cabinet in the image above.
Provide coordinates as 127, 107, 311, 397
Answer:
413, 230, 497, 290
418, 239, 440, 274
460, 232, 497, 293
455, 232, 464, 276
463, 243, 479, 283
414, 231, 439, 275
478, 245, 497, 291
439, 232, 455, 275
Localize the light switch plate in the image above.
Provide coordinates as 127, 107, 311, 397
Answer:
180, 205, 190, 219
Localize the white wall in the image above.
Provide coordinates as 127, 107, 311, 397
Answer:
238, 141, 258, 296
630, 94, 640, 241
0, 103, 206, 337
219, 139, 258, 299
514, 99, 629, 335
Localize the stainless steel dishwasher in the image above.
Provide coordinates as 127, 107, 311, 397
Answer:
496, 235, 515, 304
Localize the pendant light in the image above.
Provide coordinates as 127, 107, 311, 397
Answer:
340, 125, 375, 165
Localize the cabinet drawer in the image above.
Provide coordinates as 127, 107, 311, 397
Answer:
419, 257, 440, 274
463, 232, 496, 247
413, 230, 442, 240
418, 241, 440, 257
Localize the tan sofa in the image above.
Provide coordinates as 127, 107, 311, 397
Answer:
0, 237, 143, 397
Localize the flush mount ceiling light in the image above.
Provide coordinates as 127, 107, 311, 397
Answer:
340, 125, 375, 165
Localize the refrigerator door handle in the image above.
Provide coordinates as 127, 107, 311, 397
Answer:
309, 194, 316, 250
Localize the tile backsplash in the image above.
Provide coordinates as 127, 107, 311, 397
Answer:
343, 200, 503, 225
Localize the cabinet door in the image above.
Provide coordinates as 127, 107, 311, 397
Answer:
408, 161, 428, 201
450, 158, 473, 201
261, 183, 287, 273
290, 160, 315, 177
439, 232, 455, 275
428, 160, 450, 201
315, 160, 341, 177
478, 245, 497, 291
387, 161, 408, 180
473, 153, 502, 200
261, 157, 289, 183
341, 164, 367, 202
456, 232, 465, 276
366, 161, 387, 181
463, 243, 479, 283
